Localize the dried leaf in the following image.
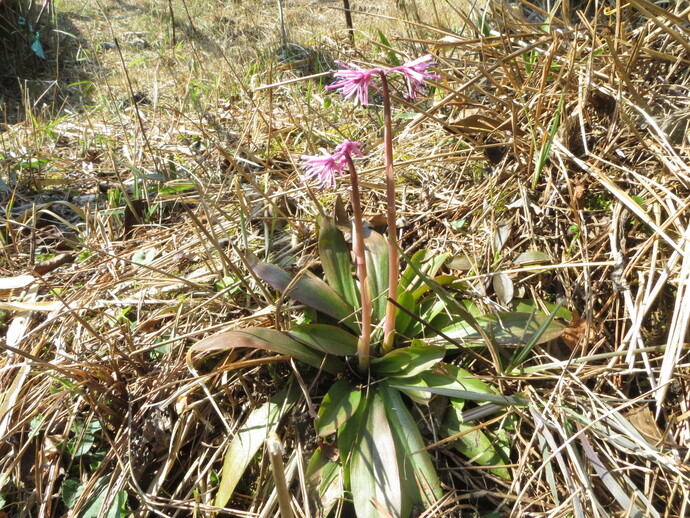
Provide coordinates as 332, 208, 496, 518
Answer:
560, 311, 587, 351
33, 253, 74, 275
513, 251, 550, 266
0, 300, 63, 312
446, 255, 474, 271
0, 275, 35, 291
493, 272, 514, 304
188, 327, 343, 375
493, 221, 512, 254
624, 406, 664, 444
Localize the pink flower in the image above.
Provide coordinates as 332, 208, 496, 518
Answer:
301, 140, 363, 189
326, 62, 382, 107
335, 140, 364, 158
302, 150, 345, 189
387, 54, 439, 99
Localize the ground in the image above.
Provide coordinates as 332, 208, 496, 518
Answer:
1, 0, 689, 516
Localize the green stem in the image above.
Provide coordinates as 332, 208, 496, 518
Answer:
345, 155, 371, 374
379, 72, 398, 353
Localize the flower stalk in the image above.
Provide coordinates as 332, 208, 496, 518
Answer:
344, 153, 373, 373
302, 54, 438, 361
378, 72, 399, 354
301, 141, 372, 373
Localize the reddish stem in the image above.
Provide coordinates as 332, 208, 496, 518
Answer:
345, 154, 372, 374
378, 72, 399, 353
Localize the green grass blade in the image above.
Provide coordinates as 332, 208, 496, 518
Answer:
532, 94, 564, 189
376, 29, 401, 66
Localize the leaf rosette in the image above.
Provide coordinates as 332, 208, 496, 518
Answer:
188, 215, 567, 517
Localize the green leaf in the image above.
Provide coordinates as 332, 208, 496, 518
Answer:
68, 419, 102, 457
380, 383, 443, 506
400, 249, 432, 291
350, 389, 408, 518
158, 181, 196, 195
189, 327, 343, 375
406, 297, 448, 338
395, 289, 416, 336
411, 265, 451, 301
363, 228, 389, 324
215, 382, 300, 508
61, 478, 83, 508
306, 449, 343, 516
399, 249, 450, 299
440, 403, 511, 480
372, 342, 445, 378
513, 300, 572, 320
319, 216, 360, 309
391, 383, 528, 407
389, 364, 495, 405
316, 380, 362, 437
249, 255, 358, 331
131, 248, 158, 266
423, 364, 496, 395
107, 491, 128, 518
376, 29, 401, 66
392, 365, 526, 407
78, 476, 127, 518
288, 324, 358, 356
506, 303, 564, 371
337, 391, 368, 488
395, 241, 497, 359
384, 374, 432, 405
437, 311, 565, 347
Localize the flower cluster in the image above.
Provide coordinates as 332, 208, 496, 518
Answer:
326, 54, 438, 106
302, 54, 438, 189
301, 140, 363, 189
387, 54, 439, 100
326, 62, 382, 107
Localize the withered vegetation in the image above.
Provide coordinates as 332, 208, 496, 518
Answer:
1, 0, 689, 516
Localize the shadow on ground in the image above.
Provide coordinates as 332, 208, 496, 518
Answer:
0, 0, 90, 126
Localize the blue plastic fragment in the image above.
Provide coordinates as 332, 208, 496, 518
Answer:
31, 32, 46, 59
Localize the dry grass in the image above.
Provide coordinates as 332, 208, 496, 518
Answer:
1, 0, 690, 516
